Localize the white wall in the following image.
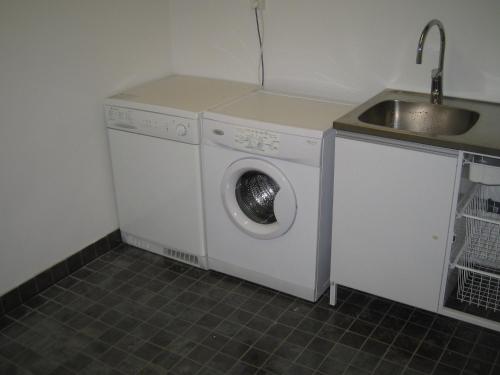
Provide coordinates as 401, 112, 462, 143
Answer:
170, 0, 500, 104
2, 0, 499, 296
0, 0, 172, 295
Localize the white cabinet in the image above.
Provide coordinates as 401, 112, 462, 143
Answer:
330, 133, 458, 312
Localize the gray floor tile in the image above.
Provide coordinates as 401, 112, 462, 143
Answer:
0, 244, 497, 375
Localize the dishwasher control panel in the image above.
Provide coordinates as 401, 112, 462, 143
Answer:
104, 105, 198, 144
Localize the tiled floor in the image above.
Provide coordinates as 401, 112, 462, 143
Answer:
1, 245, 499, 375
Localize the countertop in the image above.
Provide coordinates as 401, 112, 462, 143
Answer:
109, 75, 258, 113
332, 89, 500, 156
205, 90, 354, 135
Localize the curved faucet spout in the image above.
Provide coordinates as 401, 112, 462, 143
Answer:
416, 19, 446, 104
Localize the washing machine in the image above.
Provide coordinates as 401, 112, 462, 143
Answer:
202, 91, 353, 300
105, 75, 257, 268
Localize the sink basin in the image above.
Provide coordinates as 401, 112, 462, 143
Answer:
358, 100, 479, 136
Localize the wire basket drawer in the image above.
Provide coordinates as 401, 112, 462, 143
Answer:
455, 184, 500, 311
467, 154, 500, 185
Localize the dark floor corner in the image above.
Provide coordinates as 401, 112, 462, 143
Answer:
1, 245, 499, 375
0, 229, 122, 318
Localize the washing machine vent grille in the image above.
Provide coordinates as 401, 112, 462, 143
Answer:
164, 248, 199, 266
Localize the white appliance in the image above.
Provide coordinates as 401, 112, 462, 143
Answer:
105, 75, 257, 268
202, 91, 353, 300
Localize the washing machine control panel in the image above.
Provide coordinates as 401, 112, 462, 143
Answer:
104, 105, 198, 144
234, 128, 280, 154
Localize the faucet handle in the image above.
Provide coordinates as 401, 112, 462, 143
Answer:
431, 68, 442, 79
430, 69, 443, 104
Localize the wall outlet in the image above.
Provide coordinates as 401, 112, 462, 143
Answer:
250, 0, 265, 10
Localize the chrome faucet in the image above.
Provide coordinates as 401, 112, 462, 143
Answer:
416, 19, 446, 104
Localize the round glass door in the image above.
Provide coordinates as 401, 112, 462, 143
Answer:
221, 158, 297, 239
235, 171, 280, 224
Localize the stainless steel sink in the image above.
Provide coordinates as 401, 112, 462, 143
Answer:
358, 100, 479, 136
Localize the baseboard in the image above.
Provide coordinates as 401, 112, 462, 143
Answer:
208, 257, 318, 302
0, 229, 122, 316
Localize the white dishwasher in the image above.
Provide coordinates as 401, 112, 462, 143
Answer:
104, 75, 257, 268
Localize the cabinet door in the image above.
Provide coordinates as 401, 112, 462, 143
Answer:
331, 136, 458, 312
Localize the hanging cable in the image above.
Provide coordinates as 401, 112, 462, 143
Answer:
254, 7, 264, 87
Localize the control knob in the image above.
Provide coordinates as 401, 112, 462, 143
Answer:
176, 124, 187, 136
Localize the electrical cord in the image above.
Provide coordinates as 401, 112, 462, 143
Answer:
254, 7, 264, 87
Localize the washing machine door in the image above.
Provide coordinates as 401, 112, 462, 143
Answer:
221, 158, 297, 239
